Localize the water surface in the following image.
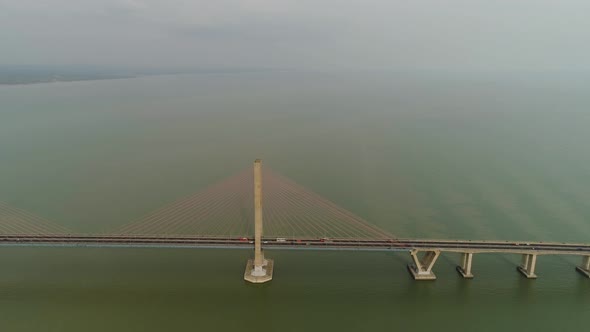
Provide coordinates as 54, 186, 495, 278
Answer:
1, 71, 589, 331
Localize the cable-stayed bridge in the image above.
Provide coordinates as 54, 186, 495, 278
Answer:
1, 160, 589, 283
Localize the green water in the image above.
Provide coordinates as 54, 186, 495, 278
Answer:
1, 71, 589, 331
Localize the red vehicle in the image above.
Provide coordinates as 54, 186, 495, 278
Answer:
239, 237, 249, 242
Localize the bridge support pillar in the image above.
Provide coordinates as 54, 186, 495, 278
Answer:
456, 253, 474, 278
407, 250, 441, 280
517, 253, 538, 279
575, 256, 590, 278
245, 159, 273, 283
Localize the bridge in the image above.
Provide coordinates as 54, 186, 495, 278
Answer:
1, 160, 589, 283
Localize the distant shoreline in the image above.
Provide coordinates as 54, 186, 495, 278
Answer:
0, 74, 141, 86
0, 66, 282, 86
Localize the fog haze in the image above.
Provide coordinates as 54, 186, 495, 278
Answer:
1, 0, 589, 71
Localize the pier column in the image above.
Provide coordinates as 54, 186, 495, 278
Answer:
407, 250, 441, 280
575, 256, 590, 278
517, 253, 538, 279
456, 253, 474, 278
244, 159, 273, 283
253, 158, 265, 268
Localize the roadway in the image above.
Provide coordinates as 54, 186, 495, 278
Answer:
1, 234, 590, 255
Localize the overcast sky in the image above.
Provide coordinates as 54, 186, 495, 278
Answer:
1, 0, 589, 71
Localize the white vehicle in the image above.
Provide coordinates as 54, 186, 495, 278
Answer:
276, 238, 287, 242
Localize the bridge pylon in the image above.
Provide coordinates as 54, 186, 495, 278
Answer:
244, 159, 273, 283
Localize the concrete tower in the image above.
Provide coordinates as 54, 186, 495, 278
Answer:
244, 159, 273, 283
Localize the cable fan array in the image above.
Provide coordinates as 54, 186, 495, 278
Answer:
0, 201, 71, 235
116, 167, 394, 239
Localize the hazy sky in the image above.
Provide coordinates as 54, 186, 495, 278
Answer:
1, 0, 589, 71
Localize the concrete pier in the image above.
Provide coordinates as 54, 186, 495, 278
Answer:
408, 250, 440, 280
517, 253, 538, 279
575, 256, 590, 278
245, 159, 273, 283
244, 257, 274, 283
456, 252, 474, 278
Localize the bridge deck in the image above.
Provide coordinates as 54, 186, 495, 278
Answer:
2, 235, 589, 255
